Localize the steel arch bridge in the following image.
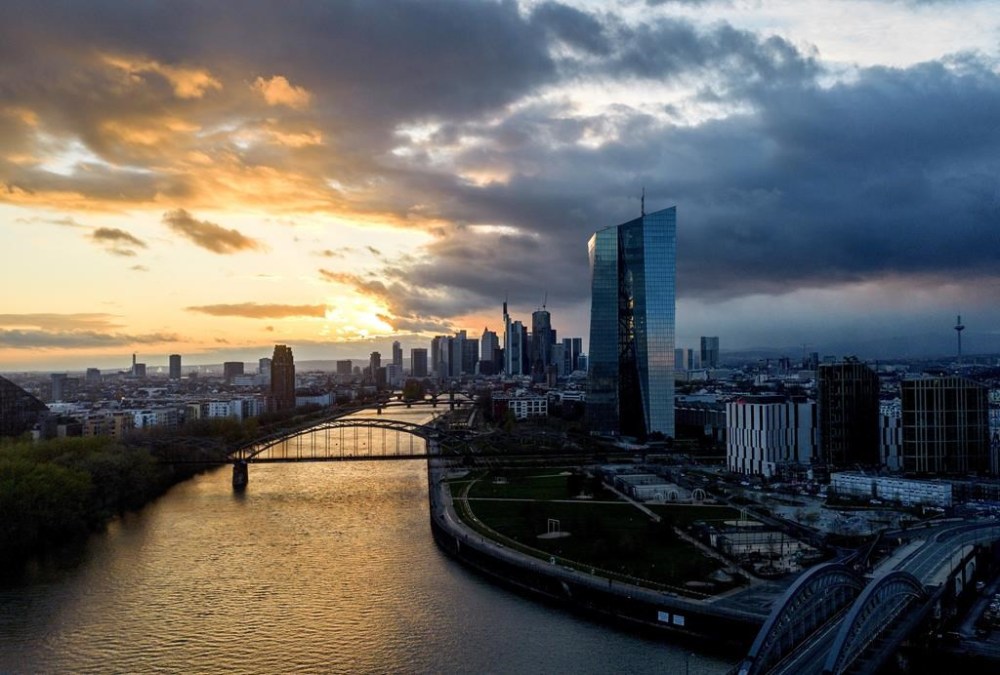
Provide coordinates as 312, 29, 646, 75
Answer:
821, 571, 926, 675
227, 417, 471, 488
738, 563, 865, 675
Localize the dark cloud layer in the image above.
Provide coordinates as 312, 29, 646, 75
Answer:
2, 1, 998, 345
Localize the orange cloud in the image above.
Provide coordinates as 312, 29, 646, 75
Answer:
162, 208, 265, 254
252, 75, 312, 109
186, 302, 327, 318
103, 54, 222, 99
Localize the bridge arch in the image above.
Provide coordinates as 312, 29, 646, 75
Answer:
738, 562, 865, 675
229, 417, 461, 463
822, 571, 926, 675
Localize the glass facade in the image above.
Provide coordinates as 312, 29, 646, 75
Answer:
587, 207, 675, 438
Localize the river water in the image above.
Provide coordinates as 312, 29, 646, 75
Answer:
0, 409, 733, 674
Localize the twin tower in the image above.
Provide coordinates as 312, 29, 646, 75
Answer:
587, 207, 676, 440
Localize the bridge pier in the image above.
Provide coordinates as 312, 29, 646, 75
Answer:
232, 460, 249, 491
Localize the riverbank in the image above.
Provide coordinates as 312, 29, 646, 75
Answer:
427, 461, 763, 653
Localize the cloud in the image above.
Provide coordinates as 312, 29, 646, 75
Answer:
162, 208, 264, 254
252, 75, 311, 109
0, 328, 178, 349
90, 226, 147, 257
186, 302, 327, 318
130, 264, 149, 272
102, 54, 222, 99
15, 216, 85, 228
0, 313, 123, 330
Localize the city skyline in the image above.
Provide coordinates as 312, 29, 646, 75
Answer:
3, 1, 1000, 370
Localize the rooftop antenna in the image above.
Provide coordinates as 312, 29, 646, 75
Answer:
641, 186, 645, 217
542, 291, 547, 310
954, 314, 965, 366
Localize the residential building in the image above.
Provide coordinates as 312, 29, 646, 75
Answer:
270, 344, 296, 412
169, 354, 182, 379
726, 397, 817, 477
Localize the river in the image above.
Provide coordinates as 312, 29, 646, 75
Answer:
0, 408, 733, 673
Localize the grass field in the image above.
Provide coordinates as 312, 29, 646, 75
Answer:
457, 470, 745, 593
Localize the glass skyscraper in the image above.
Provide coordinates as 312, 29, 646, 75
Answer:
587, 207, 675, 438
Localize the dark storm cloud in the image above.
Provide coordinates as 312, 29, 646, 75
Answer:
531, 2, 611, 55
365, 52, 1000, 315
2, 0, 998, 335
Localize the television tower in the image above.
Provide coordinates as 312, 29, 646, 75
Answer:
954, 315, 965, 365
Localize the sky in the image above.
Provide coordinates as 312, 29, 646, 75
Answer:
2, 0, 1000, 371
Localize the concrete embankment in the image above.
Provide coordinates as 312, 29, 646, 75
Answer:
426, 462, 763, 650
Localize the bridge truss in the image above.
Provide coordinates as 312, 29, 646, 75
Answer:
822, 571, 926, 675
229, 417, 467, 463
738, 563, 865, 675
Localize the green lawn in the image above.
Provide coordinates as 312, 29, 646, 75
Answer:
455, 472, 738, 592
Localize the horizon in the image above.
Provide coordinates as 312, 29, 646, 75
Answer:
3, 1, 1000, 371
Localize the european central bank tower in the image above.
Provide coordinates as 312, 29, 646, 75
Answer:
587, 206, 675, 438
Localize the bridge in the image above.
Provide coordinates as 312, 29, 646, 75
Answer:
736, 520, 1000, 674
227, 414, 471, 488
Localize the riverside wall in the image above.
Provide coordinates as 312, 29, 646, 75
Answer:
427, 462, 764, 650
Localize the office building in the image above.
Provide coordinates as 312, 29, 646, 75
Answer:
410, 348, 428, 378
587, 206, 675, 437
85, 368, 102, 385
369, 352, 381, 383
726, 397, 817, 477
258, 357, 272, 386
169, 354, 182, 380
481, 328, 500, 376
223, 361, 244, 384
336, 359, 352, 379
392, 341, 403, 368
700, 337, 719, 369
270, 344, 296, 412
817, 360, 880, 467
531, 308, 553, 382
901, 376, 989, 474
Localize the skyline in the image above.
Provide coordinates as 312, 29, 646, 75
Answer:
3, 1, 1000, 370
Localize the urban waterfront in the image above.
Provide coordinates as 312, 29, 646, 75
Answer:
0, 410, 731, 674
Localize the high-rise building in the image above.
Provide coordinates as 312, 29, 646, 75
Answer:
392, 341, 403, 368
700, 337, 719, 369
901, 376, 989, 474
223, 361, 244, 383
674, 348, 685, 372
430, 336, 449, 379
169, 354, 182, 379
586, 206, 675, 438
530, 308, 553, 381
270, 344, 295, 412
258, 357, 272, 385
505, 320, 527, 376
369, 352, 381, 383
85, 368, 102, 385
817, 360, 880, 467
410, 348, 428, 378
480, 328, 499, 376
335, 359, 352, 379
461, 336, 479, 375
